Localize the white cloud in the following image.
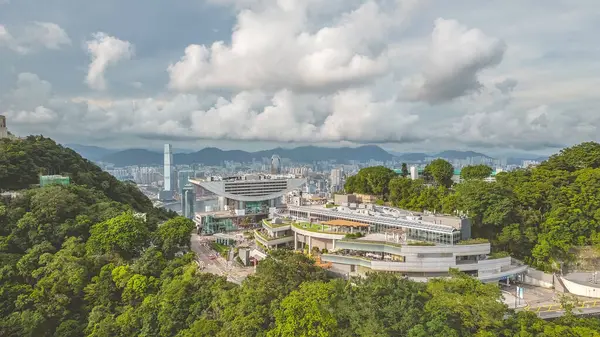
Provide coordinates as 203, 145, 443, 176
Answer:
5, 73, 53, 111
2, 0, 600, 153
2, 73, 420, 144
85, 33, 134, 90
0, 22, 71, 54
168, 0, 418, 93
405, 18, 506, 104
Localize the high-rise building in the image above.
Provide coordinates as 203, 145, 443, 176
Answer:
160, 144, 175, 201
0, 115, 7, 139
164, 144, 173, 191
270, 155, 281, 174
181, 184, 195, 219
330, 168, 344, 192
177, 170, 195, 195
410, 166, 419, 180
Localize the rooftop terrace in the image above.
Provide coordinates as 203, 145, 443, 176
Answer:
287, 205, 458, 234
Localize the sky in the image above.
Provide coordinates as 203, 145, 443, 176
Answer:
1, 0, 599, 156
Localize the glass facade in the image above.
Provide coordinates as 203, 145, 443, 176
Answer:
178, 170, 195, 194
288, 208, 460, 245
40, 175, 70, 187
202, 216, 236, 235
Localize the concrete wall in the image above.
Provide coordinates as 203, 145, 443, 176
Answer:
561, 276, 600, 298
522, 267, 554, 289
334, 194, 357, 204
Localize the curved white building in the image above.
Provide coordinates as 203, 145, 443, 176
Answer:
190, 174, 305, 216
256, 205, 527, 283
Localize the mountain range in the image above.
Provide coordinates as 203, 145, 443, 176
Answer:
65, 143, 547, 167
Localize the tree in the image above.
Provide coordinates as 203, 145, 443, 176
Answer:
401, 163, 409, 177
268, 281, 340, 337
86, 212, 150, 260
460, 165, 493, 180
154, 217, 195, 258
424, 159, 454, 188
344, 166, 396, 197
542, 141, 600, 172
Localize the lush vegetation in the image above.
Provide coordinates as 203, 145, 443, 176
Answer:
2, 137, 600, 335
0, 136, 175, 219
460, 165, 493, 180
346, 142, 600, 272
344, 166, 397, 198
423, 158, 454, 188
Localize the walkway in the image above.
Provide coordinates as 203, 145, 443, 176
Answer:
520, 300, 600, 319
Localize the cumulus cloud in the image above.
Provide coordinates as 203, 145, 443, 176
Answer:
85, 33, 134, 90
168, 0, 418, 93
4, 73, 53, 111
407, 18, 506, 104
0, 22, 71, 54
3, 73, 421, 144
495, 78, 518, 94
3, 0, 600, 152
451, 104, 584, 150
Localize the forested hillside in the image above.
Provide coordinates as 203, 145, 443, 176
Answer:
0, 136, 174, 220
345, 142, 600, 272
1, 136, 600, 336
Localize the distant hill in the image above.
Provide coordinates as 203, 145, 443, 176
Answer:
101, 149, 163, 166
100, 145, 396, 167
66, 144, 116, 161
435, 150, 491, 160
397, 153, 430, 162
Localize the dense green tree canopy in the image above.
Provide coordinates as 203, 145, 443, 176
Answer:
344, 166, 397, 197
424, 159, 454, 188
460, 165, 493, 180
0, 136, 174, 219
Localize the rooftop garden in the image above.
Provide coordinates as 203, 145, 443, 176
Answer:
263, 219, 292, 228
488, 251, 510, 259
254, 230, 293, 241
291, 222, 338, 233
338, 239, 404, 248
457, 238, 490, 245
344, 232, 364, 239
407, 241, 436, 246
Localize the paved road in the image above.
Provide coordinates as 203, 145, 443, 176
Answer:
190, 233, 255, 284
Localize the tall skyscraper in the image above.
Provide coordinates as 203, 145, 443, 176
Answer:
159, 144, 175, 201
177, 170, 194, 195
164, 144, 173, 191
0, 115, 7, 139
181, 184, 195, 219
270, 155, 281, 174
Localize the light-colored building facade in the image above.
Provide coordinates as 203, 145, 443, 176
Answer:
161, 144, 175, 201
190, 174, 306, 234
0, 115, 7, 139
163, 144, 174, 191
181, 184, 195, 219
410, 166, 419, 180
257, 204, 526, 283
270, 155, 281, 174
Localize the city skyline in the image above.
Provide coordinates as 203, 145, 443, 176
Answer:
1, 1, 599, 154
